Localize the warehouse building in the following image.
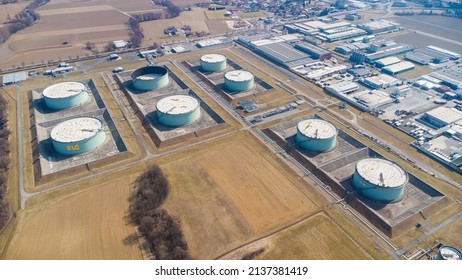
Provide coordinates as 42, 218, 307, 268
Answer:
422, 107, 462, 128
353, 89, 393, 109
362, 74, 401, 89
325, 81, 359, 95
365, 43, 415, 61
382, 61, 415, 75
358, 19, 401, 34
254, 42, 311, 68
429, 68, 462, 89
375, 56, 400, 68
426, 45, 461, 60
295, 43, 332, 60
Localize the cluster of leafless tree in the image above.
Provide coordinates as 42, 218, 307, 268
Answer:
154, 0, 181, 18
127, 17, 144, 48
132, 12, 162, 23
0, 94, 11, 231
0, 0, 49, 44
130, 166, 191, 260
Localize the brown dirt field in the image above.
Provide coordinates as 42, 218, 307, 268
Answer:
171, 0, 205, 6
433, 214, 462, 250
161, 134, 320, 259
142, 8, 217, 44
205, 19, 230, 34
195, 140, 319, 233
0, 1, 30, 24
4, 178, 143, 260
27, 10, 129, 33
260, 213, 373, 260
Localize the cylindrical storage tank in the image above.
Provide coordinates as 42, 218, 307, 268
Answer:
224, 70, 254, 92
353, 158, 407, 202
295, 119, 337, 152
131, 66, 169, 91
156, 95, 201, 127
436, 246, 462, 260
42, 82, 89, 110
200, 54, 227, 72
50, 117, 106, 155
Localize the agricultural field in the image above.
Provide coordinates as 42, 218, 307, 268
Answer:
141, 7, 214, 44
3, 178, 142, 260
0, 4, 131, 68
161, 134, 320, 259
0, 1, 30, 24
259, 214, 373, 260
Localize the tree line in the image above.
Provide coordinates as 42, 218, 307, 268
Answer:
153, 0, 181, 18
0, 94, 11, 231
0, 0, 50, 44
130, 166, 191, 260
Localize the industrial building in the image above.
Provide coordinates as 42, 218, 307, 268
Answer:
426, 45, 461, 60
50, 117, 106, 155
381, 61, 415, 75
131, 66, 169, 91
422, 107, 462, 128
353, 89, 393, 109
285, 20, 367, 42
325, 81, 359, 95
42, 82, 89, 110
362, 74, 401, 89
436, 246, 462, 260
365, 43, 415, 62
200, 54, 227, 72
295, 119, 337, 152
156, 95, 201, 127
353, 158, 407, 202
254, 42, 312, 68
224, 70, 255, 92
404, 51, 433, 65
2, 71, 27, 85
358, 19, 401, 34
429, 67, 462, 89
294, 43, 332, 60
375, 56, 400, 68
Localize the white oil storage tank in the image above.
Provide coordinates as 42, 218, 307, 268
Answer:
224, 70, 254, 92
156, 95, 201, 127
436, 246, 462, 260
50, 117, 106, 155
42, 82, 89, 110
295, 119, 337, 152
353, 158, 407, 202
131, 66, 169, 91
200, 54, 227, 72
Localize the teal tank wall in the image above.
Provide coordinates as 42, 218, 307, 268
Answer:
131, 66, 169, 91
353, 171, 405, 202
52, 130, 106, 155
157, 106, 201, 127
295, 131, 337, 152
44, 91, 89, 110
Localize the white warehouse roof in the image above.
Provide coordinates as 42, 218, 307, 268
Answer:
375, 56, 400, 67
325, 81, 359, 95
425, 107, 462, 125
382, 61, 415, 74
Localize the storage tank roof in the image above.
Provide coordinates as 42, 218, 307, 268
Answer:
297, 119, 336, 139
43, 82, 85, 98
201, 54, 226, 63
136, 73, 163, 80
51, 117, 102, 143
439, 246, 462, 260
156, 95, 199, 115
225, 70, 254, 82
356, 158, 407, 188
